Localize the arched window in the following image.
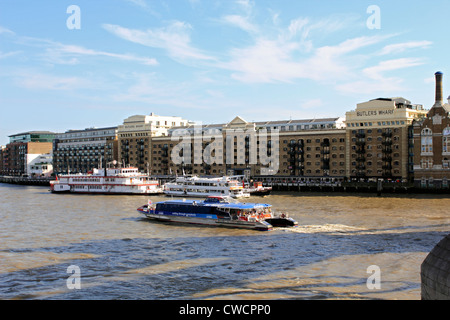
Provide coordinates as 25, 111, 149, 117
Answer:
421, 128, 433, 153
443, 127, 450, 153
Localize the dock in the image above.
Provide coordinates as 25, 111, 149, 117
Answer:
0, 176, 51, 186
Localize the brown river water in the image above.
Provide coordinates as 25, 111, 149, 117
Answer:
1, 182, 449, 300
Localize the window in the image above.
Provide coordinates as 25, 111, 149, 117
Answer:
421, 158, 433, 169
443, 127, 450, 153
421, 128, 433, 154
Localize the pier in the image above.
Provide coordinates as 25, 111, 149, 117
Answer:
0, 176, 51, 186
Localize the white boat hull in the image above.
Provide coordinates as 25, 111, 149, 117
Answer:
139, 208, 273, 231
50, 167, 164, 195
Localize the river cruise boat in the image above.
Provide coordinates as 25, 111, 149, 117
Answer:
50, 167, 164, 195
244, 181, 272, 196
137, 196, 298, 231
164, 176, 250, 198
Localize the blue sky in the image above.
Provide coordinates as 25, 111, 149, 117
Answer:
1, 0, 449, 145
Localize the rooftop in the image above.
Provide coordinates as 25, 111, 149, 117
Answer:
8, 131, 56, 137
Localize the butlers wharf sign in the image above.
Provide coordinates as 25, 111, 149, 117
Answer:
356, 109, 395, 117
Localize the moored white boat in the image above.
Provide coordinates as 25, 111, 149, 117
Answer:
244, 181, 272, 196
50, 167, 164, 195
137, 196, 298, 231
163, 175, 250, 198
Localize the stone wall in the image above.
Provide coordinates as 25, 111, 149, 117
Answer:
421, 234, 450, 300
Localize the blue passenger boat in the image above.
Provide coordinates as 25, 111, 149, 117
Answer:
137, 196, 298, 231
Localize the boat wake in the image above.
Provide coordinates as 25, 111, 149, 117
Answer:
276, 224, 368, 235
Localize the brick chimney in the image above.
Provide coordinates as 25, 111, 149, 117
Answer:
435, 71, 444, 105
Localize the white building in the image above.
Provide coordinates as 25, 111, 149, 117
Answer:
118, 113, 190, 138
27, 153, 53, 177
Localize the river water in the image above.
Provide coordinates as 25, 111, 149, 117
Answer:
0, 182, 449, 300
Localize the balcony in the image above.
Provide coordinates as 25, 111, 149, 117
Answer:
382, 132, 392, 138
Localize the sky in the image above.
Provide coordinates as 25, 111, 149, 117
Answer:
1, 0, 450, 146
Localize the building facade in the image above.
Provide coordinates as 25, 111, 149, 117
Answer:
53, 127, 118, 174
0, 145, 5, 174
346, 97, 427, 182
28, 154, 53, 177
150, 116, 347, 183
117, 113, 189, 172
413, 72, 450, 188
0, 131, 56, 176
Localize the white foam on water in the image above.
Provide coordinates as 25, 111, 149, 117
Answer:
277, 224, 369, 235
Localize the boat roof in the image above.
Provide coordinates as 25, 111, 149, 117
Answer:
157, 199, 271, 209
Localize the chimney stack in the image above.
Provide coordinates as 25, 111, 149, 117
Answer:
435, 71, 444, 104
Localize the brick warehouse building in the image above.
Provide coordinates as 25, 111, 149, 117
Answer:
148, 106, 427, 185
149, 116, 348, 183
346, 97, 427, 182
413, 71, 450, 188
117, 113, 189, 173
0, 131, 55, 176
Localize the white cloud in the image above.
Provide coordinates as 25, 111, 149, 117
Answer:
0, 51, 21, 59
235, 0, 254, 14
13, 71, 91, 91
286, 18, 309, 40
0, 26, 15, 35
112, 73, 212, 110
362, 58, 424, 80
102, 22, 215, 63
219, 0, 258, 34
336, 58, 426, 95
50, 44, 158, 66
124, 0, 147, 8
222, 34, 390, 84
222, 14, 258, 33
379, 41, 432, 55
14, 36, 158, 66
